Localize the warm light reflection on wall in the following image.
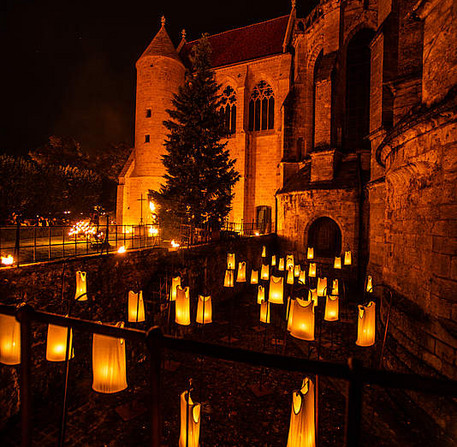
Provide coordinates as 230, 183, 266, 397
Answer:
179, 390, 201, 447
46, 323, 74, 362
128, 291, 145, 322
269, 275, 284, 304
196, 295, 212, 324
175, 286, 191, 325
356, 301, 376, 346
290, 298, 315, 341
0, 314, 20, 365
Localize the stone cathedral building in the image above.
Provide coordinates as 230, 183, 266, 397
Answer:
118, 0, 456, 434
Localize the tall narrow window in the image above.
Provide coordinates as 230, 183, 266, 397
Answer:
219, 85, 237, 135
146, 109, 152, 118
248, 81, 275, 131
145, 135, 150, 143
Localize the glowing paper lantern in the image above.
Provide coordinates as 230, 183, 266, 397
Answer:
75, 271, 87, 301
128, 291, 145, 323
271, 255, 277, 267
250, 269, 259, 284
257, 285, 265, 304
308, 263, 316, 278
261, 246, 267, 258
294, 265, 301, 278
331, 279, 339, 296
356, 301, 376, 347
290, 298, 315, 341
170, 276, 181, 301
286, 298, 295, 331
0, 314, 20, 365
260, 299, 270, 323
287, 378, 316, 447
179, 390, 201, 447
298, 270, 306, 285
269, 276, 284, 304
261, 264, 270, 281
236, 262, 247, 282
227, 253, 236, 270
175, 286, 191, 326
317, 277, 327, 297
286, 255, 294, 271
92, 323, 127, 393
286, 267, 294, 285
344, 251, 352, 266
278, 258, 285, 271
46, 323, 74, 362
307, 247, 314, 260
366, 275, 373, 293
324, 295, 339, 321
196, 295, 212, 324
224, 270, 234, 288
334, 256, 342, 269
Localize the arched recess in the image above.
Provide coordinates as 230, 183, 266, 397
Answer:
307, 216, 342, 258
343, 28, 375, 151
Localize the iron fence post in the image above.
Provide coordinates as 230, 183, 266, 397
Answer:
146, 326, 162, 447
345, 357, 363, 447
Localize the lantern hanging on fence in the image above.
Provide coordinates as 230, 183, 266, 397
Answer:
344, 251, 352, 266
170, 276, 181, 301
260, 299, 271, 323
331, 279, 339, 296
324, 295, 339, 322
287, 377, 316, 447
294, 265, 301, 278
175, 286, 191, 326
287, 267, 294, 285
356, 301, 376, 346
0, 314, 21, 365
271, 255, 277, 267
317, 277, 327, 297
261, 246, 267, 258
307, 247, 314, 260
290, 298, 315, 341
334, 256, 342, 269
286, 255, 294, 271
278, 258, 285, 271
196, 295, 212, 324
269, 275, 284, 304
179, 390, 201, 447
298, 270, 306, 285
128, 291, 145, 323
92, 322, 127, 393
308, 263, 316, 278
250, 269, 259, 284
257, 285, 265, 304
261, 264, 270, 281
75, 271, 87, 301
236, 262, 247, 283
227, 253, 236, 270
224, 269, 234, 288
286, 298, 295, 331
366, 275, 373, 293
46, 323, 74, 362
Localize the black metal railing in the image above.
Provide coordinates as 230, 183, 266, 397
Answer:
2, 303, 457, 447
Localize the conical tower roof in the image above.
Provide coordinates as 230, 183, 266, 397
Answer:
138, 17, 183, 64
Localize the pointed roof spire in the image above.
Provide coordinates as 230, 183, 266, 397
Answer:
181, 29, 186, 39
138, 17, 183, 64
161, 16, 166, 27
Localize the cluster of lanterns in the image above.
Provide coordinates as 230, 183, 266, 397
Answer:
68, 220, 97, 238
1, 255, 14, 266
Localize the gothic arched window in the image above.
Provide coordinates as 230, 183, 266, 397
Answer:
220, 85, 237, 135
248, 81, 274, 131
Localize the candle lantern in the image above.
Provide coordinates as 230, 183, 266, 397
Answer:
356, 301, 376, 346
170, 276, 181, 301
324, 295, 339, 321
269, 276, 284, 304
278, 258, 285, 271
46, 323, 74, 362
271, 255, 277, 267
344, 251, 352, 266
298, 270, 306, 285
294, 265, 301, 278
286, 298, 295, 331
286, 255, 294, 271
224, 269, 234, 287
236, 262, 247, 282
307, 247, 314, 260
260, 299, 270, 323
227, 253, 236, 270
287, 267, 294, 285
179, 390, 201, 447
75, 271, 87, 301
317, 277, 327, 297
257, 285, 265, 304
308, 263, 316, 278
366, 275, 373, 293
287, 377, 316, 447
290, 298, 315, 341
261, 264, 270, 281
331, 279, 339, 296
334, 256, 342, 269
250, 269, 259, 284
0, 314, 21, 365
261, 245, 267, 258
175, 286, 191, 325
128, 291, 145, 322
196, 295, 212, 324
92, 322, 127, 393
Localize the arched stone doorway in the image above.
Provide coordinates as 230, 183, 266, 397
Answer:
307, 217, 342, 258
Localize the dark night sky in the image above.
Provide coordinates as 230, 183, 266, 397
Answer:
1, 0, 316, 156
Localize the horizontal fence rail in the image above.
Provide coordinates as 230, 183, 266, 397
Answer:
3, 303, 457, 447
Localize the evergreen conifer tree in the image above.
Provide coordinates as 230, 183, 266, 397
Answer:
151, 35, 239, 236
